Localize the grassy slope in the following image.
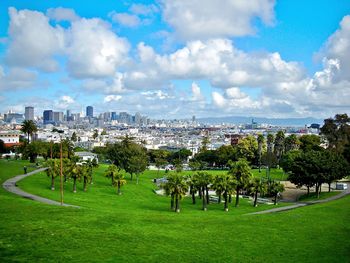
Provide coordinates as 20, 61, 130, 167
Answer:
0, 160, 349, 262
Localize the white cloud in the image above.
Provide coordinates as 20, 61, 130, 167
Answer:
66, 18, 130, 78
130, 4, 159, 15
46, 7, 79, 22
54, 95, 76, 110
0, 67, 38, 91
161, 0, 275, 40
141, 90, 173, 100
5, 7, 65, 72
110, 12, 141, 27
104, 95, 122, 103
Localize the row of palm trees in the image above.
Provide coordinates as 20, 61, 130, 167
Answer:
45, 158, 97, 193
104, 164, 127, 195
162, 159, 285, 213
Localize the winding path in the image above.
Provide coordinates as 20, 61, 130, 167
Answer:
248, 183, 350, 215
2, 167, 79, 208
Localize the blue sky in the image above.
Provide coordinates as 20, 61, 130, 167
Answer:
0, 0, 350, 119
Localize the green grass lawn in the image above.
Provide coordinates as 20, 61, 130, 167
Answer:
298, 191, 341, 202
0, 160, 349, 262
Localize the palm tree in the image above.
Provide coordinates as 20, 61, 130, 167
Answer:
187, 175, 199, 204
270, 181, 285, 205
194, 172, 212, 211
71, 162, 83, 193
21, 120, 37, 143
81, 164, 92, 192
274, 131, 285, 163
163, 173, 188, 213
45, 159, 60, 190
228, 159, 252, 207
113, 171, 127, 195
257, 134, 265, 173
104, 164, 118, 185
212, 174, 236, 211
250, 178, 267, 207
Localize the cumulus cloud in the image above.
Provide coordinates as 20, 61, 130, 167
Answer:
104, 95, 122, 103
0, 67, 38, 91
54, 95, 76, 110
110, 12, 141, 27
5, 7, 65, 72
46, 7, 79, 22
66, 18, 130, 78
161, 0, 275, 40
130, 4, 159, 15
125, 39, 304, 90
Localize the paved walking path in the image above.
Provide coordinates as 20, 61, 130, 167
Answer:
2, 167, 79, 208
248, 183, 350, 215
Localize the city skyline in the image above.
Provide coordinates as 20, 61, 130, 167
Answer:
0, 1, 350, 119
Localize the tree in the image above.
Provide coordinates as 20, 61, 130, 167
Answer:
45, 159, 60, 190
71, 132, 77, 142
270, 181, 284, 205
70, 163, 83, 193
257, 134, 265, 172
193, 172, 213, 211
284, 134, 299, 152
212, 174, 236, 211
299, 134, 322, 152
20, 120, 37, 143
228, 159, 252, 207
249, 178, 267, 207
162, 173, 188, 213
267, 134, 274, 154
105, 164, 119, 185
274, 130, 285, 163
200, 136, 210, 152
93, 129, 99, 140
0, 139, 7, 154
320, 113, 350, 154
128, 152, 148, 184
236, 135, 258, 164
216, 145, 236, 168
81, 163, 92, 192
188, 174, 199, 204
152, 149, 169, 175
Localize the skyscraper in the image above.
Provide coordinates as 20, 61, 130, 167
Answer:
66, 109, 71, 121
25, 106, 34, 121
86, 106, 93, 118
43, 110, 53, 125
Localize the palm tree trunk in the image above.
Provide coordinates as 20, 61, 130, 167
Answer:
235, 186, 240, 207
206, 186, 209, 204
218, 194, 221, 203
191, 186, 196, 204
170, 194, 175, 210
51, 175, 55, 190
254, 191, 258, 207
229, 194, 232, 203
73, 177, 77, 193
307, 186, 310, 196
202, 188, 207, 211
118, 181, 121, 195
328, 183, 331, 192
274, 194, 277, 205
175, 195, 180, 213
83, 177, 87, 192
223, 191, 228, 211
130, 173, 133, 181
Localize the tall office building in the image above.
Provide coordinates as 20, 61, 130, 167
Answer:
43, 110, 53, 125
53, 112, 64, 122
86, 106, 93, 118
25, 106, 34, 121
66, 109, 71, 121
111, 112, 117, 121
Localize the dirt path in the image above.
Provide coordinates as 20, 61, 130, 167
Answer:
2, 167, 79, 208
248, 182, 350, 215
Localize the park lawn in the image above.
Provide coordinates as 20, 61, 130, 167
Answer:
298, 191, 341, 202
0, 160, 349, 262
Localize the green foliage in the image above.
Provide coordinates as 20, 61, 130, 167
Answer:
71, 132, 77, 142
299, 134, 322, 152
162, 173, 188, 212
20, 120, 37, 142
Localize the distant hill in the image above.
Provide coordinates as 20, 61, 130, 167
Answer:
198, 116, 324, 127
